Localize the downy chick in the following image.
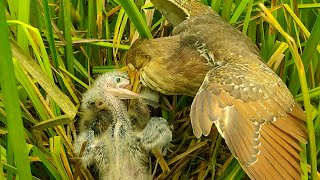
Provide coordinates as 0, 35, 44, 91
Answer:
75, 71, 172, 180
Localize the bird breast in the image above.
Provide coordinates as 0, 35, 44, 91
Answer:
101, 126, 150, 180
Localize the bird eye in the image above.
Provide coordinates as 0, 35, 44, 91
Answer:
115, 77, 121, 83
89, 101, 95, 107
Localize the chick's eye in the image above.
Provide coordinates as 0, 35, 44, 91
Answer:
114, 77, 121, 83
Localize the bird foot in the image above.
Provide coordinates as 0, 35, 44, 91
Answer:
140, 117, 172, 155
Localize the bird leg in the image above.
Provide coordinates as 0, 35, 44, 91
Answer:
138, 117, 172, 174
75, 130, 107, 168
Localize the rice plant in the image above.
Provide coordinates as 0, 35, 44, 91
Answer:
0, 0, 319, 179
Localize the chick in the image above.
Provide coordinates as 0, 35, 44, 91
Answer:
74, 71, 172, 180
128, 86, 161, 132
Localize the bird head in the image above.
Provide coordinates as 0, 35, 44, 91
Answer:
80, 71, 136, 135
126, 36, 181, 71
126, 39, 152, 69
81, 87, 105, 111
94, 71, 143, 100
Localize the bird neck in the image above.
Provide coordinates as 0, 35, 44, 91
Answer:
104, 94, 130, 125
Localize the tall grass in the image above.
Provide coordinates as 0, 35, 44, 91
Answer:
0, 1, 32, 179
0, 0, 319, 179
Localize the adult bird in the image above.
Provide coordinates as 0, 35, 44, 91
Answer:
126, 0, 307, 179
75, 71, 172, 180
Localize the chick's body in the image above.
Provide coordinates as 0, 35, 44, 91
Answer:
75, 72, 172, 180
76, 87, 150, 180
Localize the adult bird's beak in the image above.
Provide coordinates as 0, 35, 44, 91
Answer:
103, 83, 144, 100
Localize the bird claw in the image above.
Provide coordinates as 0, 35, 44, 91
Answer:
74, 130, 97, 166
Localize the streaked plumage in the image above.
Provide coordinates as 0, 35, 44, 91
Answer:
126, 0, 307, 179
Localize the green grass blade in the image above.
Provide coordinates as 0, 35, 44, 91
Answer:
295, 86, 320, 102
49, 136, 70, 180
72, 37, 130, 50
211, 0, 222, 13
13, 58, 50, 120
289, 13, 320, 95
59, 72, 80, 104
6, 20, 55, 81
242, 0, 253, 35
62, 0, 75, 75
260, 3, 317, 179
32, 115, 73, 131
0, 146, 4, 180
59, 66, 89, 90
42, 0, 59, 69
229, 0, 250, 23
6, 0, 17, 20
315, 102, 320, 133
16, 0, 30, 53
221, 0, 233, 21
117, 0, 152, 38
30, 145, 62, 180
10, 40, 77, 118
209, 135, 222, 179
0, 1, 32, 178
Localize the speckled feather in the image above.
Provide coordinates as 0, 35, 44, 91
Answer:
127, 0, 307, 179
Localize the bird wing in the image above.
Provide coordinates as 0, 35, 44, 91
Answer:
190, 61, 307, 178
150, 0, 189, 27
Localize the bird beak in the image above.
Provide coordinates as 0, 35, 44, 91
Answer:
123, 83, 133, 90
104, 85, 144, 100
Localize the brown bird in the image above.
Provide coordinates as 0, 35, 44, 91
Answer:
75, 71, 172, 180
126, 0, 307, 179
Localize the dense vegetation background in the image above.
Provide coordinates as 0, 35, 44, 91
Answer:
0, 0, 319, 179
